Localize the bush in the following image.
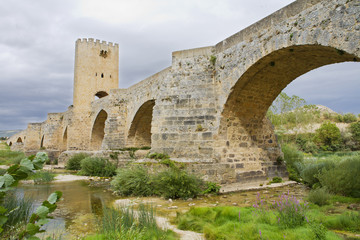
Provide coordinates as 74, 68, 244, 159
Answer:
202, 181, 221, 194
66, 153, 89, 170
307, 188, 331, 206
350, 121, 360, 143
317, 157, 360, 197
111, 165, 153, 197
268, 177, 283, 184
300, 161, 335, 187
153, 168, 203, 199
272, 191, 308, 228
314, 122, 342, 151
342, 113, 357, 123
79, 157, 116, 177
282, 144, 303, 181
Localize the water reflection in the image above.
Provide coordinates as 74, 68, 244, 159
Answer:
16, 181, 116, 238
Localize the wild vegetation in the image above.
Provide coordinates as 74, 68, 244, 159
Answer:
0, 142, 26, 165
0, 152, 62, 239
267, 92, 360, 152
111, 159, 220, 199
84, 204, 177, 240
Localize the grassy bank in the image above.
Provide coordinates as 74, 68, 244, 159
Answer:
0, 142, 25, 165
175, 193, 360, 240
85, 204, 177, 240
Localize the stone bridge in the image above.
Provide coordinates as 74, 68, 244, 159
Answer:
8, 0, 360, 185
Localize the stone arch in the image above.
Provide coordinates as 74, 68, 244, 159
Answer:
9, 142, 12, 146
90, 110, 108, 150
217, 45, 358, 181
63, 127, 68, 151
40, 135, 44, 149
95, 91, 108, 99
127, 100, 155, 148
16, 137, 23, 143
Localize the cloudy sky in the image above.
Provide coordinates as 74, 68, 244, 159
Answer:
0, 0, 359, 130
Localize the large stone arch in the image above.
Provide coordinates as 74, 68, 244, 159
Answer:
127, 100, 155, 148
16, 137, 23, 143
216, 44, 358, 182
90, 110, 108, 150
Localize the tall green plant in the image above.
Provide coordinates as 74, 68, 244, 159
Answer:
0, 152, 62, 239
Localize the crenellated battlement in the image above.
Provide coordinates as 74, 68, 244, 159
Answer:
76, 38, 119, 48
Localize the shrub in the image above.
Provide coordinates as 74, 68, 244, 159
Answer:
317, 157, 360, 197
66, 153, 89, 170
303, 141, 318, 153
300, 161, 335, 187
310, 222, 327, 240
79, 157, 116, 177
307, 188, 331, 206
314, 122, 342, 151
342, 113, 357, 123
111, 165, 153, 196
153, 168, 203, 199
272, 191, 308, 228
268, 177, 283, 184
350, 121, 360, 143
202, 181, 221, 194
282, 144, 303, 181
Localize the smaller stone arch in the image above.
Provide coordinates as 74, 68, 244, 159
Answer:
63, 127, 68, 151
8, 142, 12, 146
16, 137, 23, 143
90, 110, 108, 150
40, 135, 45, 149
95, 91, 109, 100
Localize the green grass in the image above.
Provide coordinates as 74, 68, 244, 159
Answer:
84, 204, 177, 240
0, 144, 26, 165
175, 206, 344, 240
29, 170, 56, 183
0, 191, 35, 239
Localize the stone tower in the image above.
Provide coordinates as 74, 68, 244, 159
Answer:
73, 38, 119, 111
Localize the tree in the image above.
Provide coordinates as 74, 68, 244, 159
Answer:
350, 121, 360, 144
314, 122, 342, 151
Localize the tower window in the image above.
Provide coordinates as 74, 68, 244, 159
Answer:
100, 50, 108, 58
101, 73, 104, 78
110, 75, 112, 78
95, 73, 97, 76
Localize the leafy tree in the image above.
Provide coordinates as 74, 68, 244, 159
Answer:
350, 121, 360, 145
314, 122, 342, 151
343, 113, 357, 123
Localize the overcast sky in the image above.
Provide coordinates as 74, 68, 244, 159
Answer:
0, 0, 359, 130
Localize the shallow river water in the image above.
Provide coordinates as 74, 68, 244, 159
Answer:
17, 180, 309, 239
